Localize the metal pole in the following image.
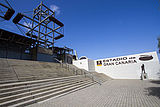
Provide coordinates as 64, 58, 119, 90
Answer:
31, 9, 35, 39
37, 1, 42, 48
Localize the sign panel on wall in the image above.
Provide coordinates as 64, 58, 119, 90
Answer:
96, 54, 154, 67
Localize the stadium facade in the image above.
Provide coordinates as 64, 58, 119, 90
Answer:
73, 51, 160, 80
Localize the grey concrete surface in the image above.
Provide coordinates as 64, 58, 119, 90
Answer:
29, 80, 160, 107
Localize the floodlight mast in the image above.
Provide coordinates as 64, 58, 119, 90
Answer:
13, 1, 64, 49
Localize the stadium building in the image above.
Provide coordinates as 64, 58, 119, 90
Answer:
73, 51, 160, 80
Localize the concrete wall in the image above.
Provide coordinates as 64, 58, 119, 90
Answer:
95, 51, 160, 79
73, 51, 160, 80
73, 58, 95, 71
73, 59, 89, 71
88, 59, 95, 71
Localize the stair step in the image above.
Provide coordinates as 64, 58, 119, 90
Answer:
0, 79, 90, 102
0, 80, 93, 106
12, 81, 95, 107
0, 75, 83, 88
0, 76, 84, 93
0, 58, 105, 107
0, 78, 88, 98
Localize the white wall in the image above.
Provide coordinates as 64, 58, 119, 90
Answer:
73, 51, 160, 80
95, 51, 160, 79
73, 58, 95, 71
88, 59, 95, 72
73, 59, 89, 71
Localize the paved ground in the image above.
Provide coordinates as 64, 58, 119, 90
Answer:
30, 80, 160, 107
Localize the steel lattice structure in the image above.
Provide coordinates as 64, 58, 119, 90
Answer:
13, 1, 64, 49
0, 1, 15, 21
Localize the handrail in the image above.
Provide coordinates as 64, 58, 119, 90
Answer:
83, 69, 101, 85
53, 58, 62, 67
53, 60, 102, 85
75, 69, 101, 85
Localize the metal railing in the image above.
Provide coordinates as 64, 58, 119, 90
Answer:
78, 69, 102, 85
67, 65, 102, 85
53, 58, 101, 85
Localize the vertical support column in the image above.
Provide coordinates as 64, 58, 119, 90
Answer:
31, 9, 37, 61
52, 12, 55, 50
45, 14, 48, 48
37, 1, 43, 48
31, 9, 35, 39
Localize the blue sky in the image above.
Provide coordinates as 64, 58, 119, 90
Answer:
0, 0, 160, 60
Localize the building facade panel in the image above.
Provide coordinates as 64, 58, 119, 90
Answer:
95, 51, 160, 79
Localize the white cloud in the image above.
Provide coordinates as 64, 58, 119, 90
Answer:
23, 22, 37, 31
23, 22, 32, 28
50, 4, 60, 15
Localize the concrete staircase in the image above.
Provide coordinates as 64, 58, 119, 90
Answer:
68, 64, 113, 83
0, 58, 112, 83
90, 72, 113, 83
0, 75, 95, 107
0, 58, 78, 81
0, 58, 112, 106
0, 58, 18, 81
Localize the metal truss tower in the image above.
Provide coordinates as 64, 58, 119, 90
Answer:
13, 1, 64, 49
